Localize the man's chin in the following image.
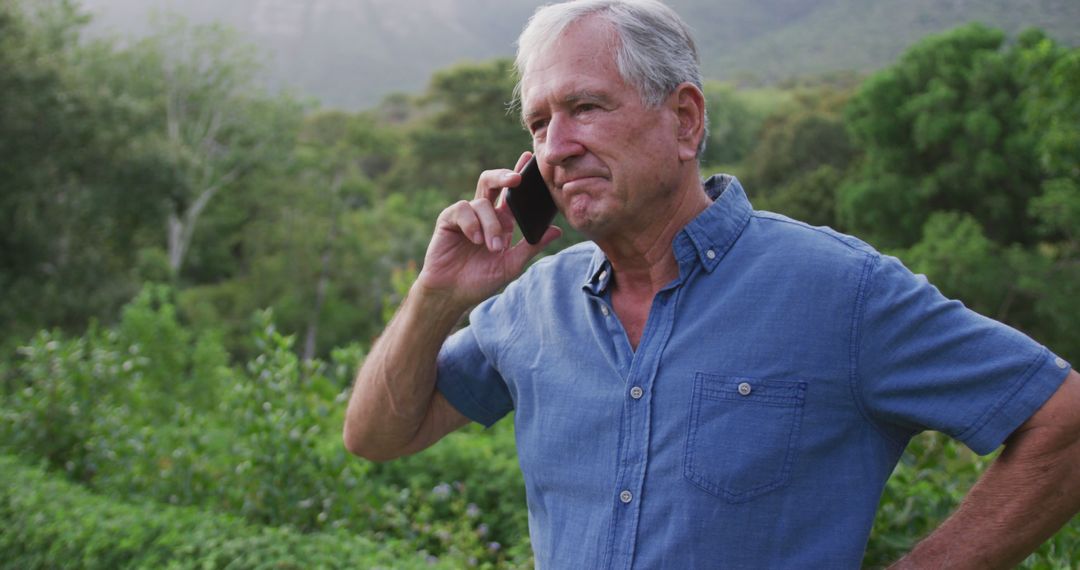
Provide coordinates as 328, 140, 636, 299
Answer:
560, 196, 623, 239
565, 212, 615, 241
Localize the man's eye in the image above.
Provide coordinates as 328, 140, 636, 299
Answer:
530, 119, 548, 133
575, 104, 597, 114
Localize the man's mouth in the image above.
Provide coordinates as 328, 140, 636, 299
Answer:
557, 175, 605, 193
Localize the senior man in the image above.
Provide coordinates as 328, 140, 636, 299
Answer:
344, 1, 1080, 567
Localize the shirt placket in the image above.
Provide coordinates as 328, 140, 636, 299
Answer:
600, 286, 680, 570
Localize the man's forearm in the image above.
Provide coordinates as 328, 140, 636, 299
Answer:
891, 423, 1080, 568
342, 285, 469, 461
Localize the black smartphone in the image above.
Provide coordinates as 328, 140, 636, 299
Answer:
506, 155, 558, 245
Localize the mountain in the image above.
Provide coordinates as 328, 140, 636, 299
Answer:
698, 0, 1080, 83
76, 0, 1080, 109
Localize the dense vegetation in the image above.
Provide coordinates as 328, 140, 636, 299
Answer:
2, 0, 1078, 567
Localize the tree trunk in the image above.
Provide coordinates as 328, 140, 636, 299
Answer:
301, 173, 344, 362
302, 244, 334, 363
167, 212, 184, 274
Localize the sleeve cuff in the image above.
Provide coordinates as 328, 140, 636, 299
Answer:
435, 348, 510, 428
961, 349, 1072, 455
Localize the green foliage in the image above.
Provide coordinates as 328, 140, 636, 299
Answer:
754, 164, 845, 228
0, 0, 142, 351
840, 23, 1040, 249
865, 433, 990, 567
377, 422, 532, 564
1, 328, 115, 482
0, 284, 220, 481
0, 454, 447, 570
1, 293, 531, 567
700, 82, 768, 167
114, 14, 304, 279
0, 0, 302, 355
118, 285, 192, 406
740, 83, 857, 228
1014, 37, 1080, 355
866, 433, 1080, 569
382, 261, 419, 324
174, 105, 440, 359
221, 310, 346, 529
396, 59, 531, 201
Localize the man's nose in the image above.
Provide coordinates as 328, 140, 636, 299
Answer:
541, 114, 586, 168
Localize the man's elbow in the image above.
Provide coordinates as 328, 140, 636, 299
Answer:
342, 422, 404, 463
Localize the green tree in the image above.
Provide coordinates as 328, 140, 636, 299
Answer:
742, 84, 857, 227
177, 109, 439, 359
700, 82, 767, 168
839, 24, 1041, 249
392, 59, 531, 200
0, 2, 303, 352
0, 0, 151, 349
841, 24, 1080, 358
1013, 32, 1080, 358
81, 14, 303, 279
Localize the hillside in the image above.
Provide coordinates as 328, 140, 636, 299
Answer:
77, 0, 1080, 108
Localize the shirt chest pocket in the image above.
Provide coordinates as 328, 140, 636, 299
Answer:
684, 373, 808, 503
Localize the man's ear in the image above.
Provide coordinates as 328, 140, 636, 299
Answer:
669, 82, 706, 162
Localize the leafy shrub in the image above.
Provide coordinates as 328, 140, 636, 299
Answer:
0, 294, 530, 568
0, 285, 223, 482
0, 326, 130, 482
215, 310, 531, 567
865, 432, 1080, 568
0, 454, 450, 570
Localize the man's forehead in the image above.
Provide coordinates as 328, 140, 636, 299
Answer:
519, 16, 622, 109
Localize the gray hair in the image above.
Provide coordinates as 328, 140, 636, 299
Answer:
513, 0, 708, 157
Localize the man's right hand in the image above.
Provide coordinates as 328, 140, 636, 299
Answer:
416, 151, 562, 309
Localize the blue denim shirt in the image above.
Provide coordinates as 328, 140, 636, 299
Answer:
436, 175, 1071, 569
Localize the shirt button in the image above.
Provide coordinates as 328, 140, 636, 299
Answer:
706, 249, 717, 260
601, 305, 610, 316
737, 382, 752, 396
1055, 357, 1068, 369
599, 270, 608, 282
619, 490, 633, 504
630, 386, 644, 399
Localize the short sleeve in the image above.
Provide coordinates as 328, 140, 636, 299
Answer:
855, 254, 1071, 455
435, 295, 516, 428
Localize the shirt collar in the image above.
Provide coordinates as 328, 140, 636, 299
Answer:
675, 174, 752, 273
582, 250, 612, 296
582, 174, 752, 295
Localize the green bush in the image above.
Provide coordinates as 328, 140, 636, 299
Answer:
0, 326, 131, 482
117, 284, 227, 414
865, 432, 1080, 568
0, 285, 223, 482
0, 454, 449, 570
0, 292, 530, 568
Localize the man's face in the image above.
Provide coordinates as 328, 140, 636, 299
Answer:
520, 17, 683, 239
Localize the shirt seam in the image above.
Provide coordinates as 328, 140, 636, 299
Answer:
848, 252, 908, 451
751, 212, 871, 254
440, 335, 504, 425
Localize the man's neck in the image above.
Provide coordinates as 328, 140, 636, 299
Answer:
596, 171, 711, 296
